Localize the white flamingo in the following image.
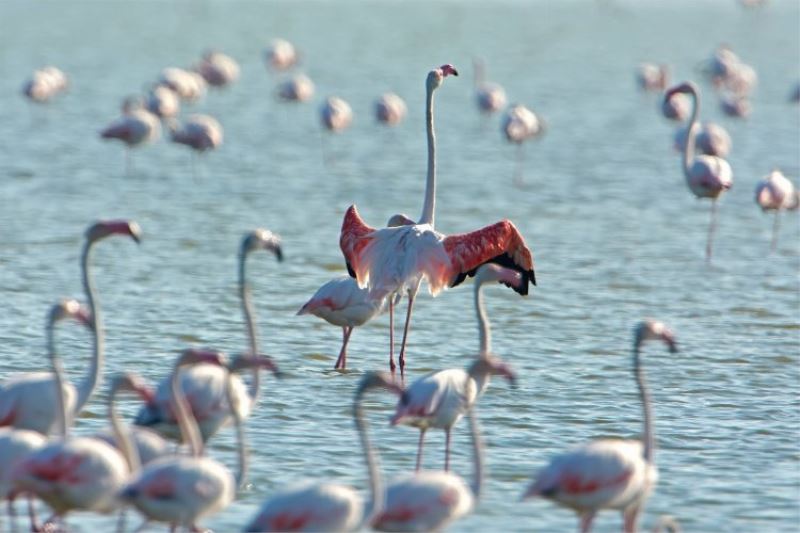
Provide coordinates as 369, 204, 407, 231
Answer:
265, 38, 299, 71
157, 67, 206, 102
375, 92, 407, 126
278, 73, 315, 102
135, 229, 282, 443
321, 96, 354, 133
340, 64, 536, 377
22, 66, 68, 103
169, 114, 224, 153
473, 58, 507, 114
0, 220, 141, 435
673, 122, 731, 158
100, 106, 161, 170
720, 92, 751, 118
11, 301, 130, 529
754, 169, 799, 251
664, 81, 733, 262
194, 50, 240, 88
144, 85, 180, 119
502, 103, 545, 185
636, 63, 669, 92
243, 371, 402, 532
522, 319, 677, 533
390, 264, 519, 471
0, 427, 46, 531
660, 92, 689, 122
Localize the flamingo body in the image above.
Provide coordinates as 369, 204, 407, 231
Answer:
101, 109, 161, 148
686, 155, 733, 199
636, 63, 669, 92
392, 368, 477, 430
473, 58, 507, 114
170, 114, 223, 152
195, 51, 240, 87
158, 67, 206, 102
22, 66, 68, 102
145, 86, 180, 119
265, 38, 298, 71
673, 122, 731, 158
502, 104, 543, 144
245, 481, 363, 532
0, 373, 77, 435
661, 93, 689, 121
298, 276, 384, 328
92, 426, 170, 465
755, 170, 798, 211
278, 74, 314, 102
375, 93, 407, 125
0, 428, 46, 499
321, 97, 353, 132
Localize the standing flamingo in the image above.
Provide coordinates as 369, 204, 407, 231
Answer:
144, 85, 180, 119
265, 38, 299, 71
0, 220, 140, 435
244, 371, 402, 532
391, 264, 519, 471
473, 58, 507, 114
11, 301, 130, 529
521, 319, 677, 533
375, 92, 407, 126
278, 74, 315, 102
660, 91, 689, 122
754, 169, 799, 251
135, 229, 282, 443
169, 114, 224, 153
321, 96, 354, 133
22, 66, 68, 103
664, 82, 733, 262
100, 106, 161, 171
157, 67, 207, 103
502, 103, 545, 185
635, 63, 669, 92
340, 64, 536, 377
194, 50, 240, 88
673, 122, 731, 158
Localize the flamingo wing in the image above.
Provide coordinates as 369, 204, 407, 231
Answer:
443, 220, 536, 295
339, 205, 377, 282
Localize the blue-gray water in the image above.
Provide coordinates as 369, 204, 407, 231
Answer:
1, 1, 799, 531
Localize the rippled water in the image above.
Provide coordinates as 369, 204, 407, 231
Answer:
1, 0, 799, 531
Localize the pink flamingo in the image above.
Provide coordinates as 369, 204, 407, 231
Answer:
278, 73, 315, 102
720, 92, 752, 118
340, 64, 537, 377
664, 82, 733, 262
473, 58, 507, 114
135, 229, 282, 443
635, 63, 669, 92
0, 427, 45, 531
673, 122, 731, 158
22, 66, 68, 103
391, 264, 519, 471
11, 301, 130, 529
375, 92, 407, 125
265, 38, 299, 71
755, 169, 799, 251
194, 50, 240, 88
0, 220, 141, 435
321, 96, 354, 132
169, 114, 223, 153
100, 105, 161, 172
502, 103, 545, 185
144, 85, 180, 119
157, 67, 206, 103
243, 371, 402, 532
122, 349, 253, 531
660, 92, 689, 122
373, 404, 484, 531
521, 319, 677, 533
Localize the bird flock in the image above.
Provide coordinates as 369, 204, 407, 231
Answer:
7, 20, 799, 533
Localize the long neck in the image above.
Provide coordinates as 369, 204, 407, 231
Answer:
225, 371, 248, 488
239, 248, 261, 403
467, 409, 484, 498
682, 89, 699, 180
634, 344, 655, 463
419, 83, 437, 226
47, 316, 69, 438
354, 392, 383, 527
77, 240, 102, 413
475, 284, 491, 356
171, 366, 203, 457
109, 388, 141, 473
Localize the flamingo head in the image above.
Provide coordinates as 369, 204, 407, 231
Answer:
475, 264, 523, 291
110, 372, 154, 403
242, 228, 283, 261
635, 319, 678, 353
176, 348, 228, 369
470, 356, 517, 387
355, 371, 404, 400
427, 64, 459, 92
87, 220, 142, 245
229, 353, 283, 378
49, 299, 93, 329
386, 213, 415, 227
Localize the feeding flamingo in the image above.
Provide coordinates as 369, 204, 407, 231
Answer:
340, 64, 536, 377
664, 82, 733, 262
22, 66, 68, 103
278, 73, 315, 102
521, 319, 677, 533
265, 38, 299, 71
473, 58, 507, 114
391, 264, 519, 471
754, 169, 799, 251
635, 63, 669, 92
0, 220, 140, 435
243, 371, 402, 532
502, 103, 545, 185
673, 122, 731, 158
194, 50, 240, 88
11, 301, 130, 529
375, 92, 407, 126
135, 229, 282, 443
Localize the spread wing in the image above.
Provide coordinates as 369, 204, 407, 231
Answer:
339, 205, 376, 281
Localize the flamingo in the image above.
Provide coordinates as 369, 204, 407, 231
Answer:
672, 122, 731, 158
755, 169, 799, 251
375, 92, 407, 126
278, 73, 315, 102
704, 45, 740, 87
635, 63, 669, 92
340, 64, 536, 377
502, 103, 545, 185
10, 300, 130, 529
157, 67, 206, 103
0, 428, 46, 531
720, 92, 751, 118
135, 229, 282, 443
373, 405, 484, 531
121, 349, 254, 531
100, 106, 161, 169
144, 85, 180, 119
265, 38, 299, 71
521, 319, 677, 533
169, 114, 224, 153
473, 58, 507, 114
660, 92, 689, 122
664, 82, 733, 262
321, 96, 354, 133
22, 66, 68, 103
244, 371, 402, 532
0, 220, 140, 435
391, 264, 519, 472
194, 50, 240, 88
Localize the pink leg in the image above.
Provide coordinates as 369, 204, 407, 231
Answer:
622, 507, 640, 533
388, 299, 396, 374
444, 428, 452, 471
415, 428, 427, 471
334, 327, 353, 369
706, 198, 718, 263
579, 511, 596, 533
397, 293, 416, 379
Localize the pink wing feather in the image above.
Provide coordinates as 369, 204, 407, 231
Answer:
339, 205, 376, 284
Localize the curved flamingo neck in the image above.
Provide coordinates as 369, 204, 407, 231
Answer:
419, 81, 437, 227
47, 313, 70, 438
475, 284, 491, 356
633, 344, 655, 463
467, 410, 484, 499
225, 370, 248, 488
682, 87, 699, 181
171, 365, 203, 457
77, 240, 103, 414
109, 385, 141, 474
354, 387, 384, 527
238, 246, 261, 403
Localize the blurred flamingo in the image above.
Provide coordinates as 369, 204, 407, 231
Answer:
473, 58, 507, 114
391, 264, 519, 471
340, 64, 536, 377
664, 82, 733, 262
194, 50, 240, 88
375, 92, 407, 125
157, 67, 206, 102
244, 371, 402, 532
144, 85, 180, 119
720, 93, 751, 118
635, 63, 669, 92
0, 220, 140, 435
755, 169, 799, 251
265, 38, 299, 71
660, 92, 689, 122
22, 66, 68, 103
522, 319, 678, 533
673, 122, 731, 158
0, 427, 45, 531
100, 106, 161, 171
502, 103, 545, 185
321, 96, 354, 132
169, 114, 223, 153
278, 73, 315, 102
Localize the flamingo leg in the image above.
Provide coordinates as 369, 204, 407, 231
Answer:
388, 298, 396, 374
444, 427, 452, 471
622, 506, 640, 533
5, 498, 15, 533
115, 507, 127, 533
26, 496, 39, 533
579, 511, 597, 533
334, 326, 354, 369
706, 198, 718, 263
415, 428, 427, 471
397, 292, 416, 379
771, 210, 781, 252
